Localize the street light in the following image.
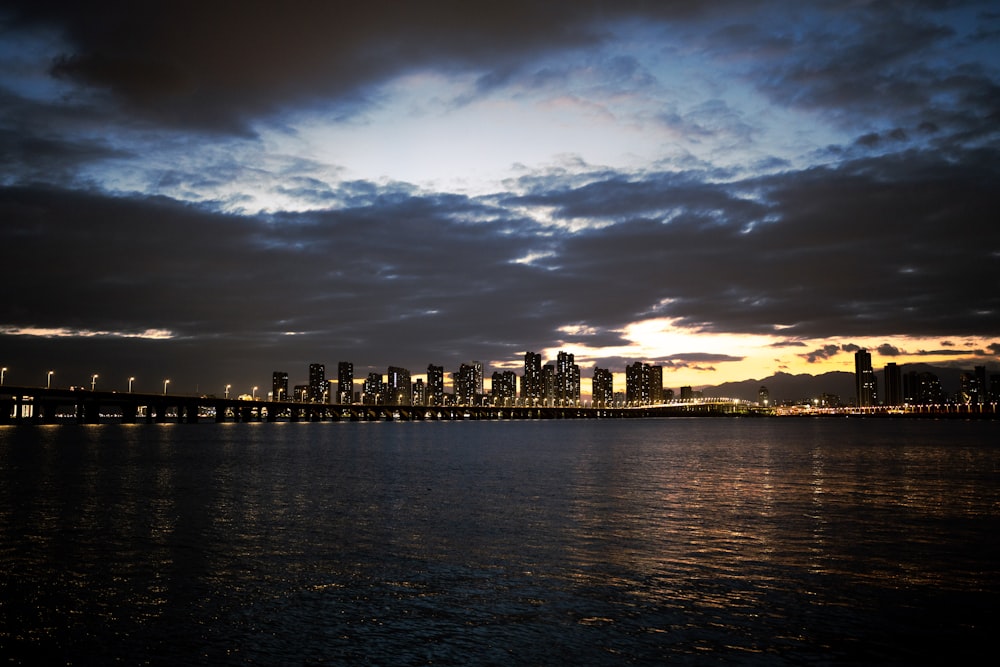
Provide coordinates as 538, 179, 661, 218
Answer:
163, 379, 170, 395
47, 370, 54, 389
252, 386, 258, 400
1, 367, 6, 386
225, 384, 231, 399
91, 374, 98, 391
129, 377, 135, 393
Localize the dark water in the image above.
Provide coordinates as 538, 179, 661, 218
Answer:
1, 418, 999, 665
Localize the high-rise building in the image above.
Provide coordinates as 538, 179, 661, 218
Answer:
626, 361, 651, 406
758, 385, 770, 406
904, 370, 943, 405
491, 370, 517, 405
649, 365, 663, 404
412, 378, 426, 407
308, 363, 326, 403
592, 367, 613, 407
386, 366, 411, 406
991, 374, 1000, 404
471, 361, 484, 397
272, 371, 289, 402
522, 352, 542, 402
337, 362, 353, 404
541, 364, 556, 405
426, 364, 444, 406
974, 365, 987, 405
855, 349, 876, 407
626, 363, 665, 404
884, 362, 902, 406
362, 372, 384, 405
555, 351, 580, 405
960, 367, 987, 405
453, 362, 485, 405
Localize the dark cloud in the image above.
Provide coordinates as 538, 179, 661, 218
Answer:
703, 2, 1000, 148
661, 354, 744, 370
876, 344, 904, 357
801, 345, 843, 364
505, 149, 1000, 339
0, 0, 763, 135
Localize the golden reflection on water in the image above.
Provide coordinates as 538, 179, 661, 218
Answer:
561, 429, 998, 601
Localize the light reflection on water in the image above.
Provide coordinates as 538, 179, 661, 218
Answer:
1, 418, 999, 665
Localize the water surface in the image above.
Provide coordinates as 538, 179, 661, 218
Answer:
2, 418, 998, 664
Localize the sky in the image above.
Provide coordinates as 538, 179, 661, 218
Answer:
1, 0, 998, 398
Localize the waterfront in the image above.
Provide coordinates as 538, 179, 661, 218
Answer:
2, 418, 998, 665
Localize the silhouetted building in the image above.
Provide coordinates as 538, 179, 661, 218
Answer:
522, 352, 542, 403
412, 378, 426, 407
555, 351, 580, 405
680, 386, 693, 400
855, 349, 876, 407
308, 363, 326, 403
491, 370, 517, 405
649, 365, 663, 403
454, 363, 481, 406
758, 385, 770, 406
991, 374, 1000, 404
903, 370, 944, 404
820, 393, 841, 408
884, 362, 902, 406
471, 361, 484, 397
592, 367, 613, 407
386, 366, 411, 406
337, 362, 353, 404
426, 364, 444, 406
362, 372, 384, 405
974, 365, 987, 405
272, 371, 289, 402
959, 367, 987, 405
626, 361, 651, 405
541, 364, 557, 405
293, 384, 309, 402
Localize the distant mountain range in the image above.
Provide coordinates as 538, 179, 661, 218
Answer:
698, 363, 976, 404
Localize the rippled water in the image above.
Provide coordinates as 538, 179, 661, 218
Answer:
2, 418, 999, 665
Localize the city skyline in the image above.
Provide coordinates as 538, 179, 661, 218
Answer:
4, 346, 992, 410
1, 2, 998, 394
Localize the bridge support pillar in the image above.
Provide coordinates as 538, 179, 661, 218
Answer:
78, 400, 100, 424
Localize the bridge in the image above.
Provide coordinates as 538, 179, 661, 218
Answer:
0, 385, 755, 424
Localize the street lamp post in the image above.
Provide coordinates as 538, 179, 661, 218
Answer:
163, 379, 170, 395
225, 384, 231, 399
129, 377, 135, 393
91, 374, 98, 391
1, 367, 6, 386
47, 370, 54, 389
252, 386, 258, 400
